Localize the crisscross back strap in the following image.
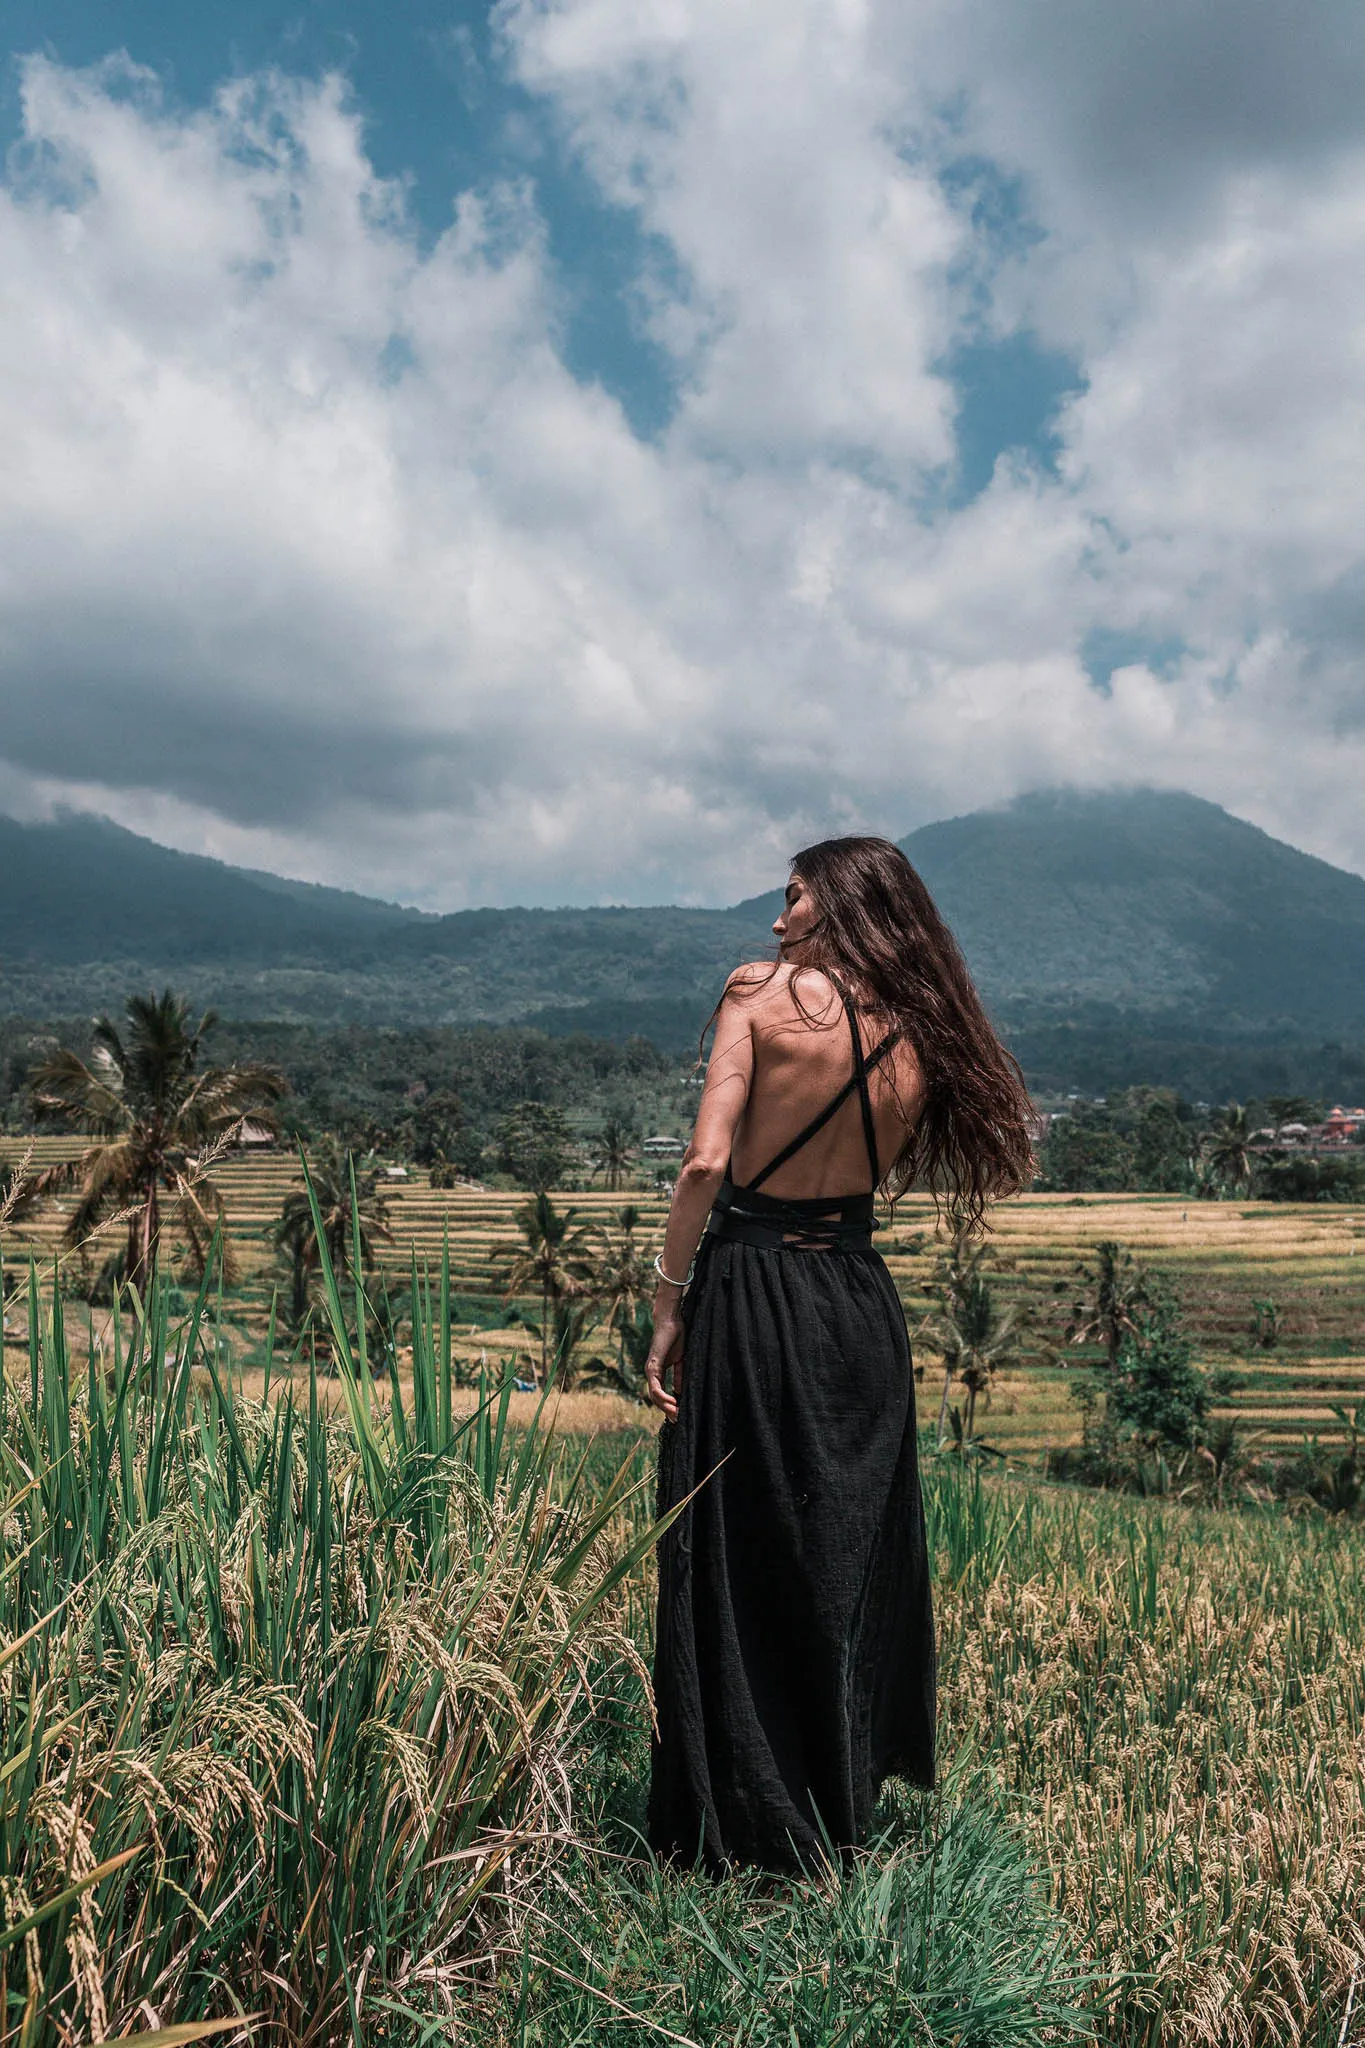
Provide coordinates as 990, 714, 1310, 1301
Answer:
743, 994, 902, 1194
847, 1000, 882, 1187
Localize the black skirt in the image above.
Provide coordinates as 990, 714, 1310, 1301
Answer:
648, 1189, 936, 1874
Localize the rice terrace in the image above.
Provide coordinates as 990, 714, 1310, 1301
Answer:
3, 1115, 1365, 2044
6, 1143, 1365, 1458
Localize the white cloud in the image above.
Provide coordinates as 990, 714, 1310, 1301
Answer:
1, 12, 1365, 907
503, 0, 961, 469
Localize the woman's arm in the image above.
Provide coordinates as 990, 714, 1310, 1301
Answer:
645, 970, 760, 1418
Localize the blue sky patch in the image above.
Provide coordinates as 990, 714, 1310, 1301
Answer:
1, 0, 680, 436
942, 332, 1085, 506
1081, 627, 1187, 696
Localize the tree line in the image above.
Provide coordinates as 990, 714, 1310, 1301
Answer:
0, 994, 664, 1393
1036, 1088, 1365, 1200
0, 1010, 685, 1149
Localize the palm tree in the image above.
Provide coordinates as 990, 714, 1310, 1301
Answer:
497, 1192, 597, 1387
584, 1204, 655, 1381
1067, 1239, 1150, 1372
924, 1230, 1025, 1444
544, 1293, 607, 1390
580, 1298, 655, 1400
1201, 1104, 1255, 1195
614, 1299, 656, 1398
592, 1117, 638, 1193
32, 991, 284, 1293
274, 1138, 393, 1330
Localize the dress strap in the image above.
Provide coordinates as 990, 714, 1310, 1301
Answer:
742, 993, 902, 1194
846, 1000, 881, 1188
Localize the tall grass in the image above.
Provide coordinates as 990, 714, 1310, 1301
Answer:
0, 1237, 661, 2045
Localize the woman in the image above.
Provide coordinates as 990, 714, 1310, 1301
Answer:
645, 835, 1034, 1874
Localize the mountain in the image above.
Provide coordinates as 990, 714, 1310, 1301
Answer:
907, 789, 1365, 1025
0, 812, 426, 966
3, 792, 1365, 1063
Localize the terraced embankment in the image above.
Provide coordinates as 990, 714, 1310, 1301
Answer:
4, 1138, 1363, 1455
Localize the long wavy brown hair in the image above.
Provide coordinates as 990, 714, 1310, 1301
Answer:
716, 834, 1035, 1232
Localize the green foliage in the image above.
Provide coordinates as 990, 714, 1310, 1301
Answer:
496, 1100, 574, 1190
1108, 1285, 1213, 1453
1037, 1089, 1203, 1194
1000, 1002, 1365, 1109
485, 1790, 1094, 2046
1067, 1240, 1151, 1369
273, 1139, 392, 1334
1035, 1114, 1135, 1192
1252, 1152, 1365, 1202
592, 1298, 656, 1401
574, 1209, 656, 1400
1064, 1247, 1216, 1463
1264, 1094, 1324, 1129
396, 1085, 476, 1177
1199, 1101, 1256, 1194
498, 1192, 600, 1386
4, 1015, 682, 1162
1250, 1297, 1280, 1349
590, 1113, 639, 1191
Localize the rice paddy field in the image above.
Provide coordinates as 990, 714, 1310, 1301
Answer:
3, 1143, 1365, 2045
6, 1137, 1365, 1457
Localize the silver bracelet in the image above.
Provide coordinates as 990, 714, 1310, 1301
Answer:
653, 1250, 696, 1290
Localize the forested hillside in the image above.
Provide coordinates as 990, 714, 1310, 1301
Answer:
3, 790, 1365, 1096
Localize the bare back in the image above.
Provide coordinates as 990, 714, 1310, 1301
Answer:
724, 965, 925, 1199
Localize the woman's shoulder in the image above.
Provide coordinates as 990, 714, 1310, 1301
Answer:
722, 960, 842, 1021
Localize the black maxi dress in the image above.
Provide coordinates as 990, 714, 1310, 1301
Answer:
648, 996, 936, 1874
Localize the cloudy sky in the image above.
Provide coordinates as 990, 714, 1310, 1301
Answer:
1, 0, 1363, 907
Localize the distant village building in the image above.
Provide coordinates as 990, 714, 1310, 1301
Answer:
233, 1119, 277, 1149
1320, 1106, 1365, 1145
642, 1135, 685, 1157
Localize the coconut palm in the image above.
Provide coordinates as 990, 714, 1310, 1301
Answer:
544, 1294, 608, 1390
591, 1116, 639, 1193
581, 1298, 656, 1400
1067, 1239, 1150, 1371
274, 1138, 393, 1330
591, 1204, 653, 1323
582, 1204, 655, 1387
31, 991, 284, 1293
497, 1192, 597, 1387
1202, 1104, 1256, 1195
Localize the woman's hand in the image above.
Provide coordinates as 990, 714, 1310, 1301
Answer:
645, 1296, 686, 1421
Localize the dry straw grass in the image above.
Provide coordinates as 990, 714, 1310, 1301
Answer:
221, 1365, 658, 1438
930, 1468, 1365, 2046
